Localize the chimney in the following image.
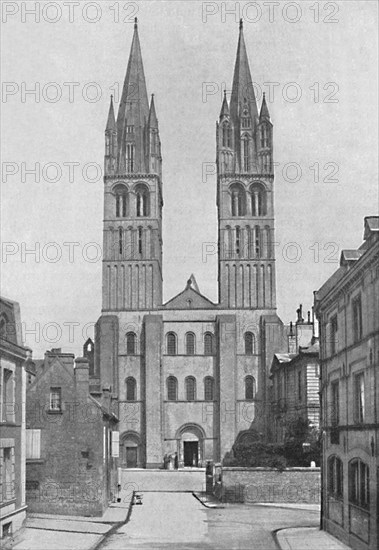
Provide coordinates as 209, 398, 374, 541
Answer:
296, 305, 314, 348
74, 357, 89, 403
287, 322, 297, 353
102, 385, 112, 413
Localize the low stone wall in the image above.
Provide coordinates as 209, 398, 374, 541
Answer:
221, 467, 320, 504
120, 469, 206, 493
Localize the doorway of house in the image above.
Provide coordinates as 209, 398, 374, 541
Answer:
126, 446, 138, 468
183, 441, 198, 467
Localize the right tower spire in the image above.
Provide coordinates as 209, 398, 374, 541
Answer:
217, 21, 276, 309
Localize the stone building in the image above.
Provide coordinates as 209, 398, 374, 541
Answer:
94, 18, 288, 469
0, 297, 28, 538
25, 348, 119, 516
270, 306, 320, 445
315, 216, 379, 550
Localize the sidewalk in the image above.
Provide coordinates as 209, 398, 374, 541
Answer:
276, 527, 352, 550
8, 498, 132, 550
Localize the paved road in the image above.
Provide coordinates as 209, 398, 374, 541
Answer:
99, 492, 319, 549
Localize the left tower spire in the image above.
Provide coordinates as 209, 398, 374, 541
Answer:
102, 21, 163, 311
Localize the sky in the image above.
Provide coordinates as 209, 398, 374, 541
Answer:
1, 0, 378, 357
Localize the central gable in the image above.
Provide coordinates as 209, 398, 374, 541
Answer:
163, 277, 216, 310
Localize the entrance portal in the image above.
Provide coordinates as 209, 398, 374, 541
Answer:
183, 441, 199, 467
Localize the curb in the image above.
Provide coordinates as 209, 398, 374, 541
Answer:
91, 495, 134, 550
192, 492, 225, 508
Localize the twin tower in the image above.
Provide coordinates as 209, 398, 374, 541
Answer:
102, 19, 276, 312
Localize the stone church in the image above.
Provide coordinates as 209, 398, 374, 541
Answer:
89, 19, 286, 468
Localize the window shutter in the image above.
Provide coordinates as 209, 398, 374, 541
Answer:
26, 429, 41, 459
111, 431, 119, 458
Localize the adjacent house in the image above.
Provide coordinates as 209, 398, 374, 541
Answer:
315, 216, 379, 550
0, 297, 28, 538
25, 348, 119, 516
270, 306, 320, 446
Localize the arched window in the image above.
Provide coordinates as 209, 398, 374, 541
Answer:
185, 376, 196, 401
166, 332, 177, 355
126, 332, 137, 355
250, 183, 267, 216
114, 184, 128, 218
167, 376, 178, 401
186, 332, 195, 355
230, 183, 246, 217
328, 455, 343, 498
135, 184, 150, 217
204, 377, 214, 401
245, 376, 256, 400
204, 333, 214, 356
126, 377, 136, 401
245, 332, 256, 355
349, 458, 369, 509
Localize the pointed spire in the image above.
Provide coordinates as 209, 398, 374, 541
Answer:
230, 20, 258, 124
220, 90, 230, 118
259, 92, 270, 122
106, 95, 116, 131
117, 18, 149, 161
148, 94, 158, 127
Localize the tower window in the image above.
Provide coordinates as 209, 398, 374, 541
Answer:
126, 125, 134, 134
204, 377, 214, 401
222, 122, 232, 148
167, 376, 178, 401
126, 143, 135, 172
235, 226, 241, 256
254, 226, 261, 257
242, 135, 249, 172
230, 183, 246, 217
138, 227, 143, 255
241, 116, 251, 129
119, 227, 123, 255
244, 332, 256, 355
245, 376, 256, 400
204, 332, 214, 356
126, 377, 136, 401
186, 332, 196, 355
250, 184, 267, 216
136, 185, 150, 217
114, 184, 128, 218
126, 332, 137, 355
166, 332, 177, 355
185, 376, 196, 401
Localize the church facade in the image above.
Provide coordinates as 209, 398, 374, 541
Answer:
92, 19, 286, 468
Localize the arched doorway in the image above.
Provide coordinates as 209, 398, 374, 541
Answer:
120, 432, 141, 468
176, 424, 205, 468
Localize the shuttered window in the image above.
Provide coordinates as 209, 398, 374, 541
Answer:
26, 429, 41, 459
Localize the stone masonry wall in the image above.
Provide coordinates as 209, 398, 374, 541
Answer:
221, 467, 320, 504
